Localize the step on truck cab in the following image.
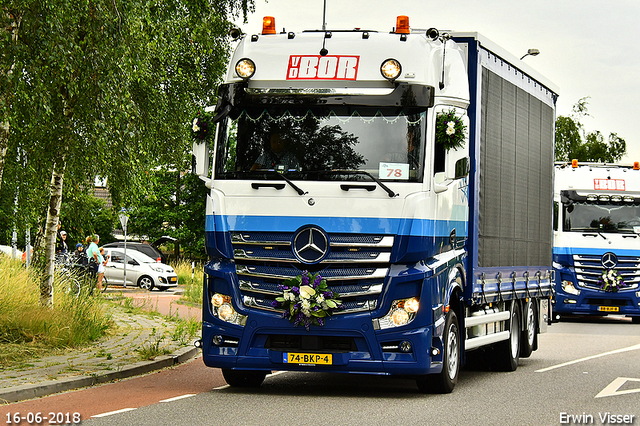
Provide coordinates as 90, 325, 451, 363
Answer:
553, 161, 640, 323
192, 15, 557, 393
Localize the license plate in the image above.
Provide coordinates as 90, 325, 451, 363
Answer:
169, 277, 177, 283
284, 353, 332, 365
598, 306, 619, 312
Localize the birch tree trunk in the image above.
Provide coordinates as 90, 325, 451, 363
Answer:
41, 159, 66, 306
0, 10, 21, 192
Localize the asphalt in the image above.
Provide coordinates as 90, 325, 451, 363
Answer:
0, 288, 201, 405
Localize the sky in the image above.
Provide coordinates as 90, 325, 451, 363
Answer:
231, 0, 640, 163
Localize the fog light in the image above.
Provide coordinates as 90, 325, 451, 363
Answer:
212, 335, 223, 346
399, 341, 412, 353
391, 308, 410, 326
564, 299, 577, 304
380, 59, 401, 81
431, 347, 440, 356
235, 58, 256, 80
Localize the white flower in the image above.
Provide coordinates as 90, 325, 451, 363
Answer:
315, 294, 325, 304
285, 292, 296, 301
192, 118, 200, 132
446, 121, 456, 136
299, 285, 316, 300
301, 300, 311, 316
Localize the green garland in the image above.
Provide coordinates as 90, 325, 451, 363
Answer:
435, 110, 467, 151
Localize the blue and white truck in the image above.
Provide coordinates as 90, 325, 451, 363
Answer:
553, 161, 640, 323
192, 15, 557, 393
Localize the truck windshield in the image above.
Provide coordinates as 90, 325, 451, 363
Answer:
214, 106, 426, 182
563, 202, 640, 233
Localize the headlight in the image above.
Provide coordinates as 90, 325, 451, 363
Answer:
380, 59, 402, 81
561, 280, 581, 296
375, 297, 419, 330
235, 58, 255, 80
149, 265, 163, 272
211, 293, 247, 326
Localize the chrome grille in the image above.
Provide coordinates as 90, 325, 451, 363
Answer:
573, 254, 640, 291
232, 231, 393, 314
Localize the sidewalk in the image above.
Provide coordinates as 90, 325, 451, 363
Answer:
0, 288, 202, 404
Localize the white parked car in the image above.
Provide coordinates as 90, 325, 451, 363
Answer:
0, 244, 23, 259
104, 248, 178, 291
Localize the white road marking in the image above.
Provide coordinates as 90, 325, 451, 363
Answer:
596, 377, 640, 398
535, 343, 640, 373
160, 394, 196, 402
92, 408, 136, 418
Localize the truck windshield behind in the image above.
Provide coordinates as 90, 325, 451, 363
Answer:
214, 106, 427, 183
563, 201, 640, 233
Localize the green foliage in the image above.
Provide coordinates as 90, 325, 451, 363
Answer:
1, 0, 255, 265
126, 169, 207, 259
555, 97, 626, 163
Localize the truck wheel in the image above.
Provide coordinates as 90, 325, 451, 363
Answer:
520, 300, 537, 358
493, 304, 520, 371
632, 317, 640, 325
416, 310, 459, 393
222, 369, 267, 388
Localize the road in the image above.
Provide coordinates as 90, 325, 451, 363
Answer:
2, 305, 639, 426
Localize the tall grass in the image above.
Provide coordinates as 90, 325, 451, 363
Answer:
172, 259, 204, 306
0, 256, 114, 367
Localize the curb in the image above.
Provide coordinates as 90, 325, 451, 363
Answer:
0, 346, 200, 404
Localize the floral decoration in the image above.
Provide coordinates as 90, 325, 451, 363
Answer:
598, 269, 626, 292
272, 271, 343, 330
192, 109, 214, 141
435, 109, 467, 151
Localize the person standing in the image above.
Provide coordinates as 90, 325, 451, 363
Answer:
56, 230, 69, 254
85, 234, 105, 292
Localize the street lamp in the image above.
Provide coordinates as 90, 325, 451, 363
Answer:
118, 210, 129, 288
520, 48, 540, 60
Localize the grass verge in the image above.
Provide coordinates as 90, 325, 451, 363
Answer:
0, 256, 114, 368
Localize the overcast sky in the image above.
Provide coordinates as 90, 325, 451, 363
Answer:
232, 0, 639, 163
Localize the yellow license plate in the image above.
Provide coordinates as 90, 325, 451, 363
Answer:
598, 306, 619, 312
284, 353, 332, 365
169, 277, 177, 283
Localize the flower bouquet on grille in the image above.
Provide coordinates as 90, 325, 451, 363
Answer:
598, 269, 626, 292
273, 271, 343, 330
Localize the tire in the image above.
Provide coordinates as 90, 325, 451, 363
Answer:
101, 276, 109, 293
520, 300, 537, 358
222, 369, 267, 388
493, 303, 520, 371
632, 317, 640, 325
416, 310, 460, 393
138, 276, 154, 291
65, 278, 81, 298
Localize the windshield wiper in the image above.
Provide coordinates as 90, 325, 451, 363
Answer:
253, 170, 307, 196
322, 170, 398, 198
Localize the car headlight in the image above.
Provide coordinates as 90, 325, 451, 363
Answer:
561, 280, 581, 296
211, 293, 247, 326
149, 265, 163, 273
375, 297, 419, 330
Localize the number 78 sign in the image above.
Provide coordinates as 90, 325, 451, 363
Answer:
379, 163, 409, 180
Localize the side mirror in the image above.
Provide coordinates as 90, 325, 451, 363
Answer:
454, 157, 470, 179
192, 140, 210, 177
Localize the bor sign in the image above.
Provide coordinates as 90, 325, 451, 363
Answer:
287, 55, 359, 80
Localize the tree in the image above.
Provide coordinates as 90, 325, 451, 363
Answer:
555, 97, 626, 163
1, 0, 254, 305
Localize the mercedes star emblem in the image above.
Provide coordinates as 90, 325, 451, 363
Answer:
601, 252, 618, 269
293, 227, 328, 264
